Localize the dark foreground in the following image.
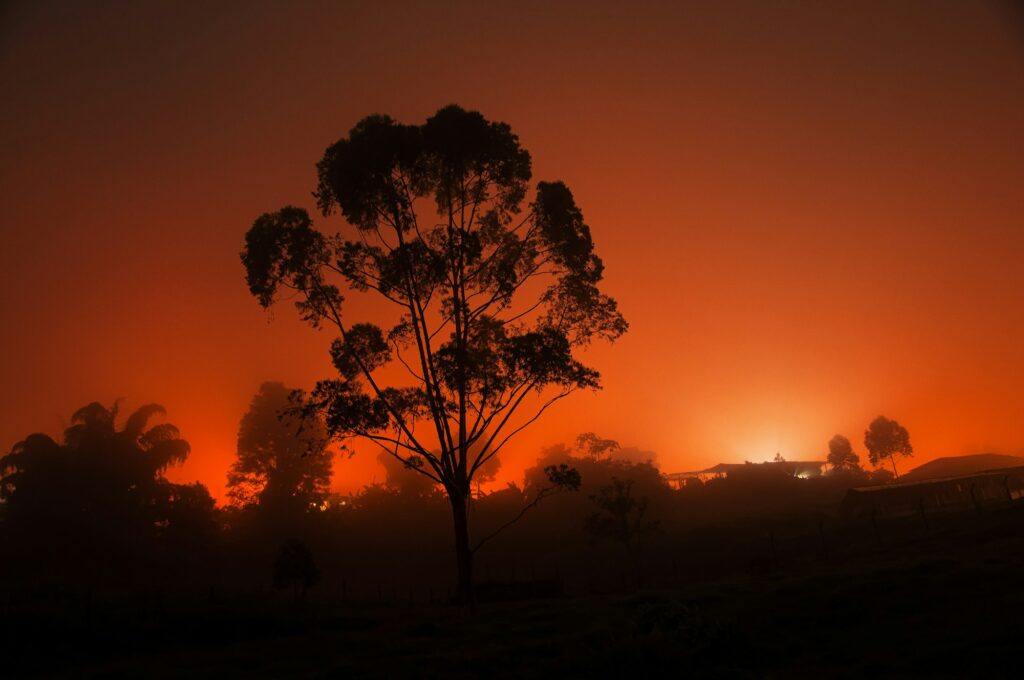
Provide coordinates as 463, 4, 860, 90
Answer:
7, 507, 1024, 679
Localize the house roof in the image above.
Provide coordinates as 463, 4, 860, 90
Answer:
668, 460, 826, 477
846, 465, 1024, 494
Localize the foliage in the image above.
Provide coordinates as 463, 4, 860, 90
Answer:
241, 105, 625, 488
575, 432, 621, 460
867, 467, 896, 485
827, 434, 862, 474
227, 382, 332, 512
377, 449, 442, 498
632, 600, 724, 646
377, 439, 501, 498
240, 105, 627, 601
273, 538, 319, 597
585, 478, 660, 549
0, 401, 191, 521
524, 439, 666, 502
864, 416, 913, 479
0, 400, 212, 579
470, 462, 581, 554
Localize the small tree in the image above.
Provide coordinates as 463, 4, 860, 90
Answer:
864, 416, 913, 480
273, 538, 319, 599
827, 434, 861, 474
585, 477, 659, 551
227, 382, 333, 513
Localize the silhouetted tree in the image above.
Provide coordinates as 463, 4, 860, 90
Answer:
273, 538, 319, 599
470, 462, 581, 557
471, 451, 502, 498
377, 449, 440, 498
524, 438, 666, 502
0, 401, 208, 578
575, 432, 620, 460
158, 481, 218, 547
864, 416, 913, 480
585, 478, 659, 550
520, 438, 668, 554
1, 402, 190, 518
241, 105, 626, 605
227, 382, 333, 514
376, 439, 499, 498
827, 434, 862, 474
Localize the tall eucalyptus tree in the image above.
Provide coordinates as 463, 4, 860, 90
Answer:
241, 105, 626, 603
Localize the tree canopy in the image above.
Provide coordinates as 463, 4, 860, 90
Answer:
864, 416, 913, 480
241, 105, 627, 603
227, 382, 333, 513
0, 401, 211, 579
242, 106, 625, 484
827, 434, 862, 474
1, 401, 192, 522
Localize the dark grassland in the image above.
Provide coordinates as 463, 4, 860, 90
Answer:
5, 506, 1024, 678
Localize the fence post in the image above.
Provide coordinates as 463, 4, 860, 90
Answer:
818, 519, 828, 560
969, 483, 982, 515
83, 586, 93, 632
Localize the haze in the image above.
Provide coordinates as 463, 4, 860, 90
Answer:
2, 0, 1022, 500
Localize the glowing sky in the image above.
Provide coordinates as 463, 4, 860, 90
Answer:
2, 1, 1022, 499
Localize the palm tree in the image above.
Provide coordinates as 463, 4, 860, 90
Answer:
1, 400, 192, 524
1, 400, 212, 584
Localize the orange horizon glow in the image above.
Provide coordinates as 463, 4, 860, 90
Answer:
2, 1, 1022, 501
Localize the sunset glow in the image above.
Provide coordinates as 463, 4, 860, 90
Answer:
2, 1, 1022, 500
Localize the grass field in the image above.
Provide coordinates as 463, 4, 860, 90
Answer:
7, 506, 1024, 678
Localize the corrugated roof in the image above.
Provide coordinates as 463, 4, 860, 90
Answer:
847, 465, 1024, 493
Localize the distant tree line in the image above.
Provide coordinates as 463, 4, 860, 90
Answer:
0, 389, 918, 598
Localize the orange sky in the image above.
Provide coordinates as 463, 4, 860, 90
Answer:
2, 1, 1023, 500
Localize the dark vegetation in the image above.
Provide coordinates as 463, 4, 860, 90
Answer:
3, 393, 1022, 676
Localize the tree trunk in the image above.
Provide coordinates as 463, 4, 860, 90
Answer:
450, 492, 476, 610
890, 456, 900, 481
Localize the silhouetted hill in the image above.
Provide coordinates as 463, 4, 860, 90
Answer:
902, 453, 1024, 482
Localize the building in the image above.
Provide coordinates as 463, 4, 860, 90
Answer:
840, 466, 1024, 519
664, 459, 825, 489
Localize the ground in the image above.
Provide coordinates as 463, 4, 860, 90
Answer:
6, 507, 1024, 678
